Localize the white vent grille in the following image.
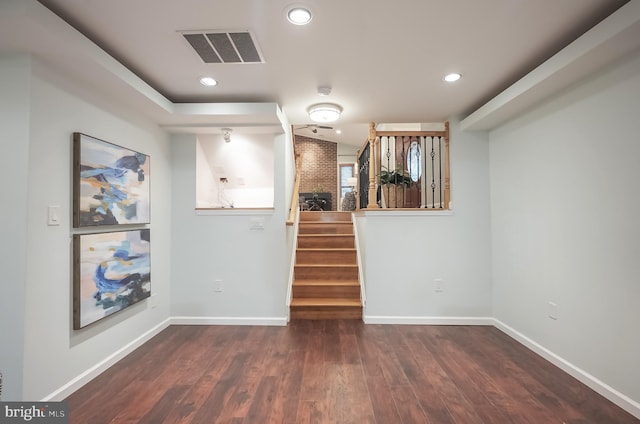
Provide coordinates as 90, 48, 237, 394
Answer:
182, 31, 264, 64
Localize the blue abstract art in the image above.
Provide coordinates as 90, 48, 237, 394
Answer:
74, 229, 151, 329
73, 133, 150, 227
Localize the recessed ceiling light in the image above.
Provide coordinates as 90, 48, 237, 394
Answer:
287, 7, 312, 25
308, 103, 342, 123
443, 73, 462, 83
200, 77, 217, 86
335, 129, 342, 135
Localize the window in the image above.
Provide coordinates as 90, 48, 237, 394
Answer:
339, 163, 355, 210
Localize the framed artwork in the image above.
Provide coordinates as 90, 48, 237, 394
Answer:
73, 133, 150, 227
73, 229, 151, 329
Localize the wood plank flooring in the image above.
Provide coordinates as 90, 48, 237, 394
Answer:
65, 321, 639, 423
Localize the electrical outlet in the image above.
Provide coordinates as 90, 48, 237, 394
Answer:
214, 279, 223, 292
434, 278, 444, 293
548, 301, 558, 320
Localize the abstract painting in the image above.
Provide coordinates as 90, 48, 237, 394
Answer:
73, 229, 151, 329
73, 133, 150, 227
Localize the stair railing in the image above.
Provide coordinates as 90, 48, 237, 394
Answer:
286, 152, 302, 226
357, 122, 450, 209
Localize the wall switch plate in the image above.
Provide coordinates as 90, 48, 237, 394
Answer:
250, 218, 265, 230
214, 279, 223, 292
434, 278, 444, 292
47, 205, 61, 226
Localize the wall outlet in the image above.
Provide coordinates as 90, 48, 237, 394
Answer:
548, 301, 558, 320
434, 278, 444, 293
214, 279, 223, 292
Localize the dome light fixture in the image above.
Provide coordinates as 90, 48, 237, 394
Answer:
200, 76, 218, 86
287, 7, 312, 25
307, 103, 342, 123
443, 73, 462, 83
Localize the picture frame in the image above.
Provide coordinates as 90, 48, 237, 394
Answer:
73, 133, 150, 227
73, 229, 151, 329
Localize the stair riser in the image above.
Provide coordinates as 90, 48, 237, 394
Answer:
293, 285, 360, 299
296, 250, 357, 265
298, 223, 353, 234
294, 266, 358, 281
297, 236, 355, 249
299, 211, 352, 222
290, 306, 362, 320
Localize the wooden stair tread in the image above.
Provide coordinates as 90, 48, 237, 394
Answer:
299, 221, 353, 224
290, 298, 362, 307
297, 247, 356, 250
298, 234, 354, 237
293, 280, 359, 286
294, 264, 358, 268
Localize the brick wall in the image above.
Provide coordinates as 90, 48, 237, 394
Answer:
295, 135, 337, 211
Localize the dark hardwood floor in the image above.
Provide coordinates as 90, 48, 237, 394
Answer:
65, 321, 638, 423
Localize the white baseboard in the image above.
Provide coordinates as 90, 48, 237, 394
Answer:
41, 318, 171, 402
171, 316, 288, 326
363, 315, 494, 325
493, 319, 640, 420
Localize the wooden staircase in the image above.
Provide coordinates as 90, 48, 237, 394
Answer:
290, 211, 362, 320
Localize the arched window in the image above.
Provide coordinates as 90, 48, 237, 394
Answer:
407, 141, 422, 182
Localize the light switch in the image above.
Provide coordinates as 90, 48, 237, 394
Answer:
48, 205, 61, 226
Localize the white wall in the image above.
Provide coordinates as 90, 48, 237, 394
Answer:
12, 57, 173, 400
0, 54, 31, 401
357, 119, 492, 320
197, 133, 275, 208
195, 139, 217, 207
170, 133, 289, 321
490, 52, 640, 404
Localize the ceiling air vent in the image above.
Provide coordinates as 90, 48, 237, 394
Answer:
182, 31, 264, 64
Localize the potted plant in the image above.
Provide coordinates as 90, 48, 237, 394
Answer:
379, 166, 412, 208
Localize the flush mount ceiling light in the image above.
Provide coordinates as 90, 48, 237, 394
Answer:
443, 73, 462, 82
200, 76, 218, 86
287, 7, 312, 25
308, 103, 342, 123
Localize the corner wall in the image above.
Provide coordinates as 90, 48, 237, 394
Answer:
357, 119, 493, 321
490, 52, 640, 406
170, 133, 289, 322
15, 57, 172, 400
0, 54, 31, 401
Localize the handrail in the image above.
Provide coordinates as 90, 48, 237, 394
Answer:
286, 160, 301, 226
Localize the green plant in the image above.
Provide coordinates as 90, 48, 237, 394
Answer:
379, 166, 412, 186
